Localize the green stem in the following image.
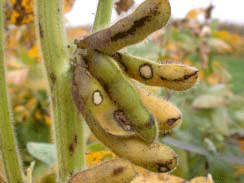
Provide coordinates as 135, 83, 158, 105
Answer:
34, 0, 85, 182
93, 0, 114, 32
0, 0, 24, 182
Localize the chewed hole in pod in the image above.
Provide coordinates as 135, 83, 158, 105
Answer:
92, 90, 103, 105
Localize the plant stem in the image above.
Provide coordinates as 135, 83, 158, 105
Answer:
34, 0, 85, 182
0, 0, 24, 182
93, 0, 114, 32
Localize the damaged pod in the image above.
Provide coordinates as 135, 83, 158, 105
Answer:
72, 62, 134, 136
86, 50, 158, 143
67, 159, 137, 183
75, 0, 171, 54
132, 80, 182, 134
112, 52, 199, 91
72, 67, 178, 173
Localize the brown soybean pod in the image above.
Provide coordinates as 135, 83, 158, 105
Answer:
72, 65, 178, 173
67, 159, 137, 183
75, 0, 171, 54
112, 52, 199, 91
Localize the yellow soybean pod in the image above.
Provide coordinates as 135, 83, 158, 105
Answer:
75, 0, 171, 54
72, 63, 134, 136
67, 159, 137, 183
72, 80, 178, 173
132, 80, 182, 134
112, 52, 199, 91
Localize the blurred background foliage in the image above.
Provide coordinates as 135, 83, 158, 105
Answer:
1, 0, 244, 182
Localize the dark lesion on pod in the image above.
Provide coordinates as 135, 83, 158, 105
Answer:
156, 155, 177, 173
112, 52, 129, 72
139, 63, 154, 80
113, 110, 134, 132
92, 90, 103, 106
112, 166, 126, 176
166, 115, 182, 126
110, 5, 160, 42
160, 70, 199, 82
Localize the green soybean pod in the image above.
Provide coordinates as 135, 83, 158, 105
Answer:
72, 78, 178, 173
75, 0, 171, 54
67, 159, 137, 183
112, 52, 199, 91
72, 63, 134, 136
86, 50, 158, 143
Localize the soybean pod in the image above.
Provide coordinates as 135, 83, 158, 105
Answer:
67, 159, 137, 183
72, 62, 134, 136
72, 71, 178, 172
132, 80, 182, 134
86, 50, 158, 143
112, 52, 199, 91
75, 0, 171, 54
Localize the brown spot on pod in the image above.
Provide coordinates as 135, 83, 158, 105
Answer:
160, 70, 198, 82
112, 166, 125, 176
157, 155, 177, 173
113, 110, 134, 132
111, 5, 160, 42
166, 115, 182, 126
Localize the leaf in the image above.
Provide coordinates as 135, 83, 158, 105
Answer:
6, 0, 75, 26
208, 38, 232, 53
186, 8, 205, 20
87, 143, 106, 152
115, 0, 135, 15
235, 111, 244, 122
27, 142, 56, 166
162, 137, 244, 165
85, 151, 116, 166
211, 107, 229, 135
192, 94, 225, 109
64, 0, 76, 13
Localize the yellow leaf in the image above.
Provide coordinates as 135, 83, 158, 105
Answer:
44, 115, 52, 126
7, 0, 75, 25
27, 44, 39, 59
85, 151, 116, 166
187, 8, 205, 20
64, 0, 76, 13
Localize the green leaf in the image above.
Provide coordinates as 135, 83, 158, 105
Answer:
211, 107, 229, 135
235, 110, 244, 122
27, 142, 56, 166
87, 143, 106, 152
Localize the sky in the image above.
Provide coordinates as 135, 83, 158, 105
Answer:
65, 0, 244, 27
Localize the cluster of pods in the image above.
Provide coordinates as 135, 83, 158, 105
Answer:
70, 0, 199, 182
